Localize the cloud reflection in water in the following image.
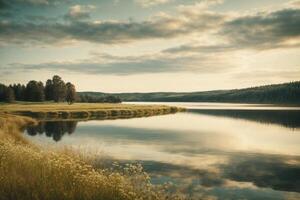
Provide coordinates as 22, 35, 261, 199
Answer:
24, 106, 300, 199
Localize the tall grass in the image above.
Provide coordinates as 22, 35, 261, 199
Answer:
0, 115, 181, 200
0, 114, 36, 143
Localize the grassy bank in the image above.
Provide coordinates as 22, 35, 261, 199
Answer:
0, 103, 185, 199
0, 114, 181, 200
0, 114, 36, 143
0, 103, 185, 120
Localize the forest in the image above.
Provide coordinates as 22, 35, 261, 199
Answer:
0, 75, 76, 104
79, 81, 300, 104
2, 80, 299, 104
0, 75, 121, 104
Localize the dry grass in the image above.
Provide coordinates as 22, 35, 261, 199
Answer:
0, 114, 183, 200
0, 103, 185, 120
0, 114, 36, 144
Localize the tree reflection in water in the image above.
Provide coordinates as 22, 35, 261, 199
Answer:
189, 109, 300, 128
26, 121, 78, 142
23, 111, 300, 199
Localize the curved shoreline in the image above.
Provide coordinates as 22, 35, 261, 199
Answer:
0, 103, 186, 120
0, 104, 185, 200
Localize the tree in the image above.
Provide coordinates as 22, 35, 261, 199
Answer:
77, 94, 122, 103
104, 95, 122, 103
1, 76, 78, 103
4, 87, 15, 102
0, 84, 15, 102
45, 79, 54, 101
66, 82, 76, 104
25, 81, 45, 102
0, 84, 6, 101
52, 75, 66, 102
10, 83, 26, 101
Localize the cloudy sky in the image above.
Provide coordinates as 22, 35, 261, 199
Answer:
0, 0, 299, 92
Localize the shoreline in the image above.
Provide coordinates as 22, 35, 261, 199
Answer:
0, 105, 182, 200
0, 102, 186, 120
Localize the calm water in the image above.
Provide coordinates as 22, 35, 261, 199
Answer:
24, 103, 300, 199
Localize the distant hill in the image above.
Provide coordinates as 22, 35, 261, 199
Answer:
78, 81, 300, 104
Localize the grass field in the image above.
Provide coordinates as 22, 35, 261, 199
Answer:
0, 102, 185, 120
0, 102, 185, 200
0, 114, 183, 200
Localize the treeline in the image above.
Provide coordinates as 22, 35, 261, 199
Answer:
1, 75, 122, 104
80, 94, 121, 103
0, 75, 76, 104
79, 81, 300, 104
161, 81, 300, 104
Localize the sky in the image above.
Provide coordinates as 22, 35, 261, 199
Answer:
0, 0, 299, 92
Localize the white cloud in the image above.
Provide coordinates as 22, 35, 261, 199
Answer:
65, 4, 96, 21
177, 0, 223, 11
135, 0, 171, 7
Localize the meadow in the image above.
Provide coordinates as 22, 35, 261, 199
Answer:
0, 102, 184, 120
0, 103, 185, 200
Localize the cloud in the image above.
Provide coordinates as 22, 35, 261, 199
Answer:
135, 0, 171, 7
0, 0, 68, 20
164, 7, 300, 55
177, 0, 223, 12
64, 4, 96, 21
0, 6, 225, 45
4, 50, 234, 75
0, 0, 65, 8
221, 8, 300, 50
164, 44, 237, 54
0, 0, 299, 52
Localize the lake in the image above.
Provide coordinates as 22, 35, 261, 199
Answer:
24, 102, 300, 199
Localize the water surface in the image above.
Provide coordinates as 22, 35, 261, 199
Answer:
24, 103, 300, 199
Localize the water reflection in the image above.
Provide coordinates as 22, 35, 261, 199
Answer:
222, 154, 300, 193
93, 153, 300, 199
24, 103, 300, 199
26, 121, 78, 141
190, 109, 300, 128
26, 109, 300, 143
